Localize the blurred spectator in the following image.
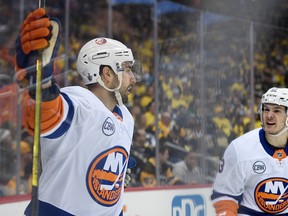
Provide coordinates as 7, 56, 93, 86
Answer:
158, 112, 174, 142
172, 151, 204, 184
5, 140, 32, 195
0, 128, 16, 196
170, 85, 192, 111
149, 111, 174, 143
19, 141, 32, 194
130, 128, 154, 186
144, 100, 155, 130
135, 112, 149, 131
140, 85, 154, 109
0, 128, 33, 195
139, 144, 183, 187
173, 106, 201, 150
212, 105, 232, 137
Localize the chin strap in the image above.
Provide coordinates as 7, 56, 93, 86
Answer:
265, 126, 288, 137
96, 72, 123, 106
114, 90, 123, 106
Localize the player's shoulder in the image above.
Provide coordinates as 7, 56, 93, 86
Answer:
227, 128, 262, 158
61, 86, 91, 96
232, 128, 261, 145
60, 86, 102, 107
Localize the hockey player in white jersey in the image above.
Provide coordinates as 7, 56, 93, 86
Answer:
211, 87, 288, 215
15, 8, 141, 216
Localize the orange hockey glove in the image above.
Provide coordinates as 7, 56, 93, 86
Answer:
214, 200, 239, 216
21, 8, 51, 55
15, 8, 60, 88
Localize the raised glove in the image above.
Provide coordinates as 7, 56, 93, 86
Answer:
15, 8, 60, 88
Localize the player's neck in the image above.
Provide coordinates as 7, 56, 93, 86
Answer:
265, 133, 288, 148
92, 88, 117, 111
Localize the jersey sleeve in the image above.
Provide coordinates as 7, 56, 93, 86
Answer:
23, 88, 72, 138
211, 141, 244, 214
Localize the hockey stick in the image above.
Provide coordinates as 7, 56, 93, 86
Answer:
31, 0, 46, 215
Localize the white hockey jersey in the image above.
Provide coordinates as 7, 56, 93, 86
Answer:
211, 128, 288, 215
24, 86, 134, 216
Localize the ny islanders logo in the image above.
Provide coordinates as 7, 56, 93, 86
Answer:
255, 177, 288, 214
86, 146, 128, 206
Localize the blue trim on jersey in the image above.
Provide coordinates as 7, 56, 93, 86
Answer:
259, 129, 288, 156
24, 200, 74, 216
113, 105, 123, 119
44, 92, 74, 139
128, 156, 136, 168
239, 205, 288, 215
210, 190, 242, 202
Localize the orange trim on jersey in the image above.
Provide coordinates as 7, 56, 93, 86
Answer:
213, 200, 238, 216
272, 149, 287, 161
113, 112, 123, 122
24, 95, 64, 135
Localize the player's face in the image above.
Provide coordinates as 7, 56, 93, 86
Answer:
119, 63, 136, 104
262, 103, 287, 134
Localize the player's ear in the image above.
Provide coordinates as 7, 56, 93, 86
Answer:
101, 66, 114, 81
99, 66, 110, 84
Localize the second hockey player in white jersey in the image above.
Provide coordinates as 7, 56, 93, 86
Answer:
211, 87, 288, 216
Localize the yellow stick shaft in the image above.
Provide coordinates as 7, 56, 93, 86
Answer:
31, 2, 46, 215
31, 58, 42, 216
32, 59, 42, 187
